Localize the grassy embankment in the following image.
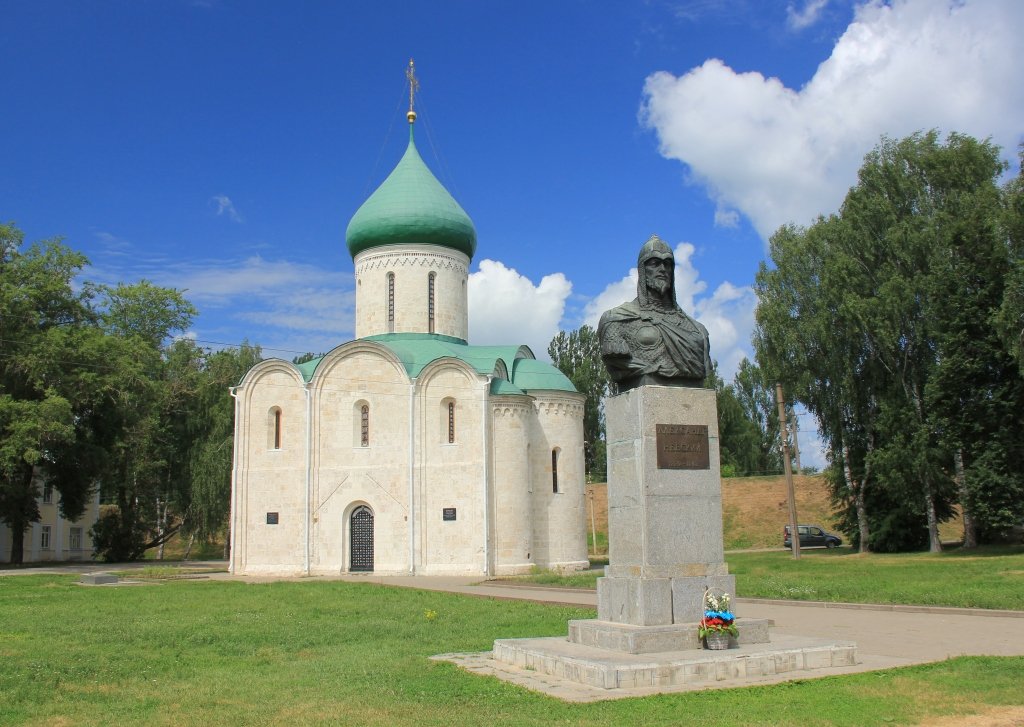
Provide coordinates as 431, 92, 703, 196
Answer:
586, 474, 966, 553
2, 574, 1022, 726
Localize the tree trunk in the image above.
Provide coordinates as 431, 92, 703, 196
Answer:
157, 498, 166, 561
908, 385, 942, 553
954, 449, 977, 548
9, 519, 26, 565
182, 532, 195, 560
924, 480, 942, 553
842, 443, 870, 553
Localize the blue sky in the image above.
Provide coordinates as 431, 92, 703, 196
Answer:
4, 1, 1023, 467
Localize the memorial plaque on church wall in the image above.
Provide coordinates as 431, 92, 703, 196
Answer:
656, 424, 710, 470
442, 507, 457, 521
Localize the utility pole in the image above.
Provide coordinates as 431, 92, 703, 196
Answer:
789, 409, 802, 472
776, 383, 800, 560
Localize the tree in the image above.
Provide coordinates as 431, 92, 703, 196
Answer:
1, 223, 266, 563
731, 359, 783, 475
923, 141, 1024, 545
88, 282, 199, 561
0, 224, 95, 563
756, 131, 1023, 552
708, 366, 762, 477
548, 325, 609, 479
756, 215, 883, 552
999, 147, 1024, 374
185, 342, 262, 549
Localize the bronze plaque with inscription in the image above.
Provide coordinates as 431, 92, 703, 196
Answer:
656, 424, 710, 470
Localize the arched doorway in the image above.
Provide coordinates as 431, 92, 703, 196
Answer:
350, 505, 374, 572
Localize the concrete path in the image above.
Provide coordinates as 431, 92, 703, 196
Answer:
320, 573, 1024, 665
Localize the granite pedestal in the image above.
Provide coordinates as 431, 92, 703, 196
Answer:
478, 386, 856, 695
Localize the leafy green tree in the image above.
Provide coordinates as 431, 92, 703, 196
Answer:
756, 215, 884, 552
923, 140, 1024, 545
185, 342, 262, 549
732, 359, 782, 475
709, 368, 763, 477
88, 282, 199, 561
0, 224, 95, 563
548, 325, 609, 479
999, 147, 1024, 374
756, 131, 1023, 552
1, 223, 266, 562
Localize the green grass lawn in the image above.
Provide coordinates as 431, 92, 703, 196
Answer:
517, 546, 1024, 611
1, 575, 1023, 725
729, 546, 1024, 609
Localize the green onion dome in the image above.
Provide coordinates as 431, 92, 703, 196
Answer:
346, 128, 477, 259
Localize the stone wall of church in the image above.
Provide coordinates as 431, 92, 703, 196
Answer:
529, 392, 589, 572
307, 344, 414, 575
230, 362, 309, 575
230, 347, 587, 577
413, 361, 488, 574
490, 396, 535, 575
353, 244, 470, 340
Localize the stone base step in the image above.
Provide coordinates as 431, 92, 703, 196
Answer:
490, 634, 858, 691
568, 617, 772, 653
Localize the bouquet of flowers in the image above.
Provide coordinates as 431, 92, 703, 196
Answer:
699, 590, 738, 639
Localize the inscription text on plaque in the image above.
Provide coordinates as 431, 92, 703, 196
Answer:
656, 424, 710, 470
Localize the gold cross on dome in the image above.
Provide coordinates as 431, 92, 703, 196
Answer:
406, 58, 419, 123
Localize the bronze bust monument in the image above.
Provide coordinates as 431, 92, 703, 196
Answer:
598, 235, 712, 392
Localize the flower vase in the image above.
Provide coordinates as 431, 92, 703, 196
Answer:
704, 631, 730, 650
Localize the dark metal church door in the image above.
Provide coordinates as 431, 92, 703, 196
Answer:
350, 506, 374, 572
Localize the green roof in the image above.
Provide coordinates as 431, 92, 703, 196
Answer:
294, 358, 320, 381
345, 127, 477, 259
292, 333, 577, 395
510, 358, 577, 392
489, 377, 526, 396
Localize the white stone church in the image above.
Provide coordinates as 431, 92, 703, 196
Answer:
228, 115, 588, 577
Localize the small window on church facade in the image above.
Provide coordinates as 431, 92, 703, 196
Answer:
268, 407, 283, 450
552, 449, 560, 493
428, 272, 436, 334
440, 398, 457, 444
387, 272, 395, 332
361, 405, 369, 447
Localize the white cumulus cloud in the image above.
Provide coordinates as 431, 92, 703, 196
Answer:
694, 281, 757, 382
641, 0, 1024, 241
468, 259, 572, 359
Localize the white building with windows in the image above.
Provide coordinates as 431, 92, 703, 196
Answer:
0, 478, 100, 563
228, 116, 588, 577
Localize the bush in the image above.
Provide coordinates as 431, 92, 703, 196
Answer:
90, 505, 148, 562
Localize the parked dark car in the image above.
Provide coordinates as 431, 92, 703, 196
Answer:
783, 524, 842, 548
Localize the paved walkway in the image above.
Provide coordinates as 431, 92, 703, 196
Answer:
6, 562, 1024, 697
317, 573, 1024, 664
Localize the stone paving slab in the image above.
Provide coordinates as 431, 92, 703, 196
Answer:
79, 573, 118, 585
